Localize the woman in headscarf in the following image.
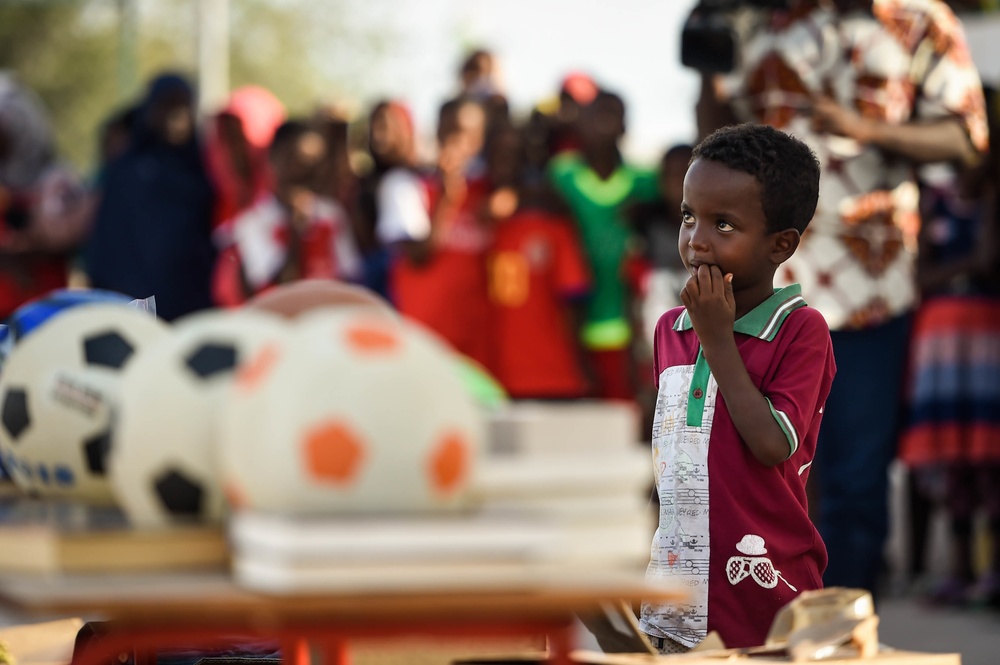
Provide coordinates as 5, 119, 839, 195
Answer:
203, 85, 285, 228
84, 73, 216, 321
0, 72, 93, 318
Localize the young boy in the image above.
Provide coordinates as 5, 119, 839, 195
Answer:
639, 124, 835, 651
212, 120, 362, 306
548, 90, 659, 401
386, 97, 495, 371
484, 125, 592, 399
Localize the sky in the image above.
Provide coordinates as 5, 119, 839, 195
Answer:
354, 0, 702, 163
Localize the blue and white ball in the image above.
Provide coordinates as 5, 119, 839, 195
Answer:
0, 304, 168, 504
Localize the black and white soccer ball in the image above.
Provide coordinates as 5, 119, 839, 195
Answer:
109, 309, 289, 527
0, 304, 168, 504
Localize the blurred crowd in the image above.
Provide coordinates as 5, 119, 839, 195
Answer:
0, 53, 689, 409
2, 0, 1000, 619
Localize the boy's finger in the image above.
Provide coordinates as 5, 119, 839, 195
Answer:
724, 272, 735, 307
697, 264, 712, 293
710, 265, 724, 292
685, 273, 699, 298
680, 286, 691, 308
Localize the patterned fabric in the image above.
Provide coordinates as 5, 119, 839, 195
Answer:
644, 634, 691, 655
899, 170, 1000, 466
720, 0, 988, 330
640, 286, 835, 649
898, 297, 1000, 465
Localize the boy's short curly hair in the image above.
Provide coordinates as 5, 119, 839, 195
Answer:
692, 123, 820, 234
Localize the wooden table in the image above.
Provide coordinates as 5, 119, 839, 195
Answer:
0, 571, 684, 665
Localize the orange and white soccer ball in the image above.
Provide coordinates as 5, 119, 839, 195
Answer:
217, 310, 484, 514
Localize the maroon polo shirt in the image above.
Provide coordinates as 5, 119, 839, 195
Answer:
639, 285, 836, 649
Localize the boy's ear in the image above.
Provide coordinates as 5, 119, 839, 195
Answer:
770, 229, 800, 265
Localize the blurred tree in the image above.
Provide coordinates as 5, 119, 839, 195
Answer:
0, 2, 122, 174
0, 0, 389, 173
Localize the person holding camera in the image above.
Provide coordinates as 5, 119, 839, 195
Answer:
692, 0, 988, 598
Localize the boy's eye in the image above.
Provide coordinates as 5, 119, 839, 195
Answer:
681, 211, 694, 225
716, 220, 734, 232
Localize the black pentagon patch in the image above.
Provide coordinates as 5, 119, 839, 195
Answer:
83, 331, 134, 369
154, 469, 204, 516
184, 344, 238, 379
83, 430, 111, 475
1, 388, 30, 441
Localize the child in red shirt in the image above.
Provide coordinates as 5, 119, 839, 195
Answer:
388, 98, 494, 371
484, 126, 592, 399
212, 120, 362, 306
639, 124, 835, 651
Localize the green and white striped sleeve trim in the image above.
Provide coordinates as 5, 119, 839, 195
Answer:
766, 397, 799, 459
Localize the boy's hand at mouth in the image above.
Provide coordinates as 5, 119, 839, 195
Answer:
681, 264, 736, 347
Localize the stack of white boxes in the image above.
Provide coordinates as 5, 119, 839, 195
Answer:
230, 400, 652, 593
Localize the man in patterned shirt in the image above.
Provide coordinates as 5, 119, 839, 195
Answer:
696, 0, 988, 596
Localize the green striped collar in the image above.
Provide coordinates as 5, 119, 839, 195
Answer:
672, 284, 807, 342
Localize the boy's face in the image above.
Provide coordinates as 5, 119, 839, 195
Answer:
578, 97, 624, 149
148, 89, 194, 146
437, 103, 485, 172
370, 106, 410, 164
272, 131, 326, 196
679, 158, 781, 304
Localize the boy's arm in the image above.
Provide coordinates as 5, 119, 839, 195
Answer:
681, 265, 789, 466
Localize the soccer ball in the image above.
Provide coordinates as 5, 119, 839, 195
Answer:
0, 304, 168, 504
109, 309, 289, 527
0, 288, 136, 373
244, 279, 395, 321
6, 288, 136, 342
218, 309, 485, 514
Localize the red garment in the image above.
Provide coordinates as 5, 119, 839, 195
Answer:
212, 195, 361, 308
588, 348, 634, 401
0, 212, 67, 319
0, 254, 66, 319
642, 294, 835, 648
488, 210, 591, 398
391, 177, 494, 371
204, 87, 286, 228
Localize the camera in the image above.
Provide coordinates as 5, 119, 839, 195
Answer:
680, 0, 793, 73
